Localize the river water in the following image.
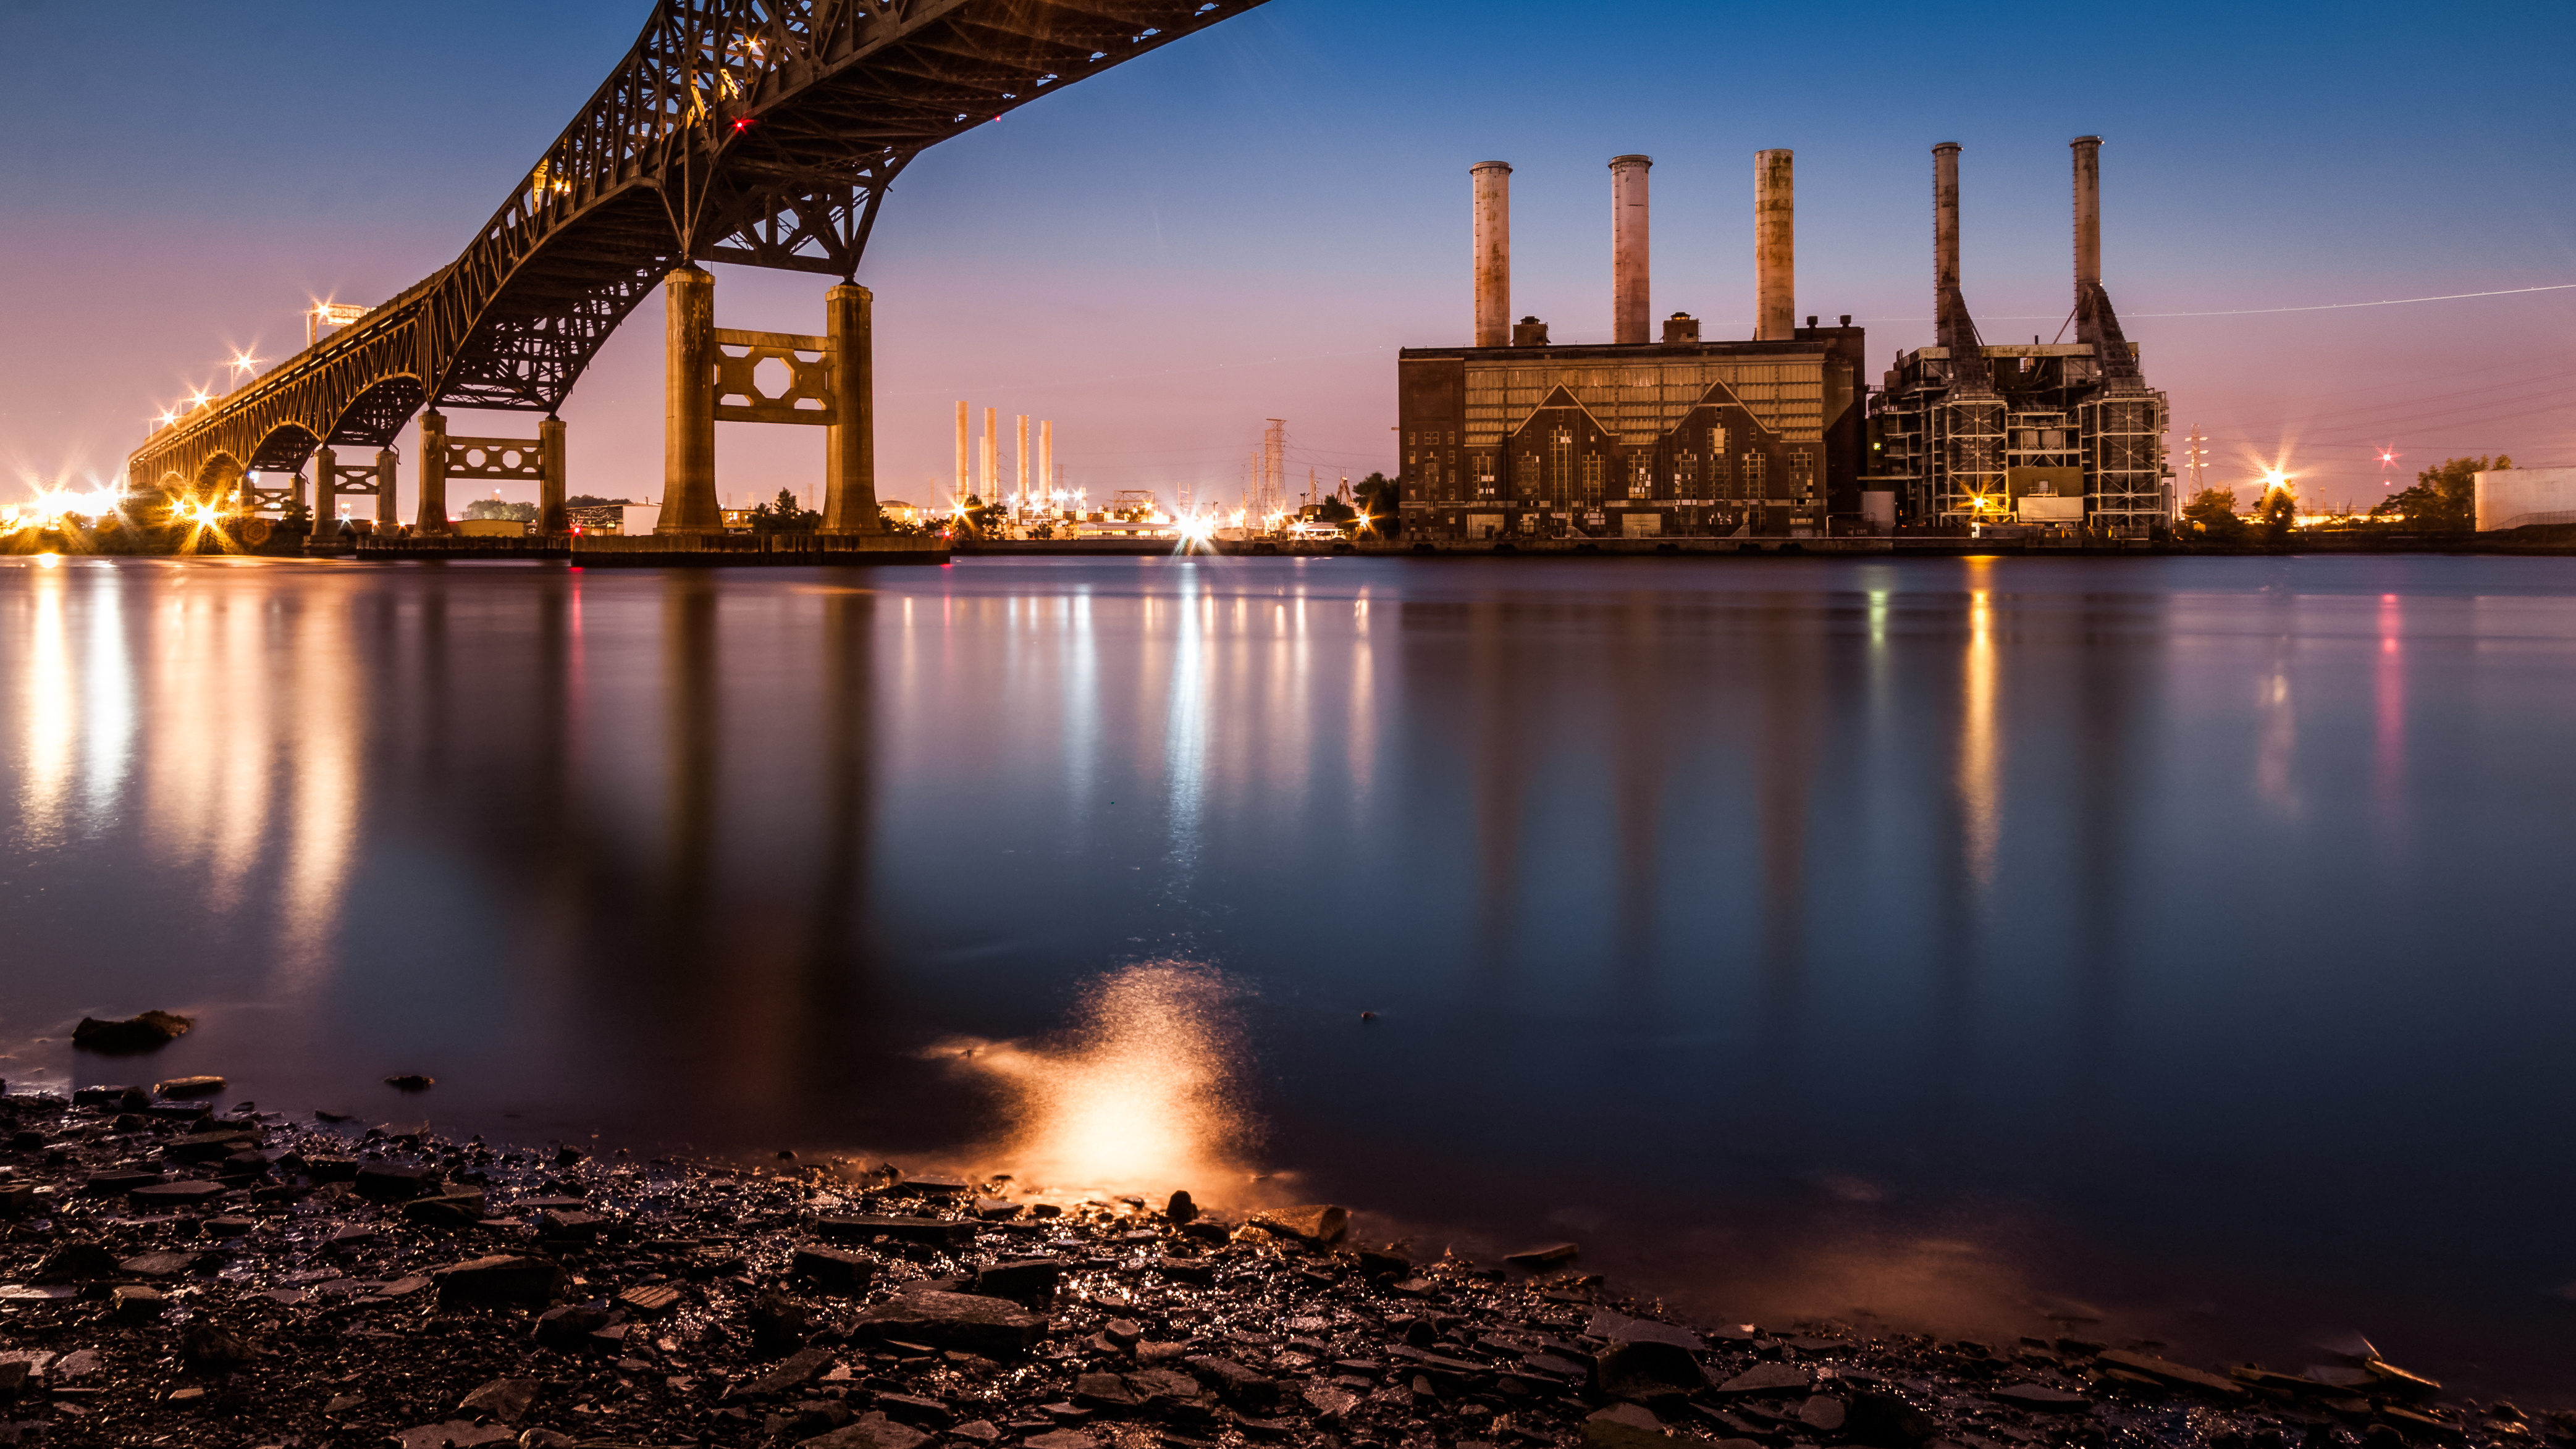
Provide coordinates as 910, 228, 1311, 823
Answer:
4, 553, 2574, 1394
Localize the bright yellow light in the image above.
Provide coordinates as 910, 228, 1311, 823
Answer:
946, 962, 1240, 1198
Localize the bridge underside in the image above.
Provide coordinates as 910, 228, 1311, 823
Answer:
130, 0, 1268, 508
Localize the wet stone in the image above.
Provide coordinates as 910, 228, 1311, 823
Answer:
802, 1414, 934, 1449
851, 1287, 1049, 1354
793, 1243, 878, 1293
431, 1253, 565, 1303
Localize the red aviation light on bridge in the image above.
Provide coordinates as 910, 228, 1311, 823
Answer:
733, 117, 756, 133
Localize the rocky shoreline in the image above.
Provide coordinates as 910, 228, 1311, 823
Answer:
0, 1086, 2564, 1449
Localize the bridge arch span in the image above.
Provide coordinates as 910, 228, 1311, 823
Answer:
127, 0, 1269, 508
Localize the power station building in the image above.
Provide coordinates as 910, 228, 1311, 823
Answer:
1397, 153, 1869, 542
1397, 136, 2170, 540
1869, 137, 2170, 532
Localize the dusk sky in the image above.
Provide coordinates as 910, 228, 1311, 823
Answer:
5, 0, 2574, 513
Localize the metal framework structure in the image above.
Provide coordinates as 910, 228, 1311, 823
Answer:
128, 0, 1267, 502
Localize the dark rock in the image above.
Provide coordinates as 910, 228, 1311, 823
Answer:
533, 1304, 612, 1348
384, 1074, 436, 1091
119, 1251, 203, 1277
971, 1197, 1022, 1219
130, 1179, 228, 1207
2095, 1350, 2252, 1400
1153, 1256, 1216, 1285
356, 1163, 440, 1201
1588, 1311, 1706, 1351
404, 1191, 487, 1227
793, 1244, 879, 1293
33, 1241, 120, 1282
1504, 1242, 1580, 1270
303, 1154, 362, 1182
1247, 1204, 1347, 1243
153, 1075, 227, 1098
109, 1284, 167, 1319
324, 1224, 380, 1253
1712, 1362, 1812, 1397
1355, 1249, 1412, 1279
390, 1421, 515, 1449
458, 1376, 539, 1424
1166, 1190, 1198, 1224
179, 1320, 253, 1370
1072, 1372, 1138, 1409
80, 1169, 162, 1196
736, 1345, 835, 1397
535, 1208, 602, 1241
851, 1288, 1050, 1354
0, 1361, 27, 1399
1846, 1388, 1935, 1447
1989, 1384, 2092, 1412
1182, 1355, 1281, 1411
72, 1011, 194, 1054
1597, 1339, 1708, 1400
877, 1392, 956, 1426
431, 1254, 565, 1304
972, 1257, 1063, 1307
751, 1288, 815, 1354
1798, 1396, 1849, 1432
802, 1413, 935, 1449
163, 1130, 258, 1162
1583, 1402, 1679, 1449
1022, 1432, 1098, 1449
618, 1283, 683, 1316
812, 1214, 977, 1249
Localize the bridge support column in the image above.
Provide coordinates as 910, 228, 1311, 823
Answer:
417, 413, 448, 534
539, 416, 568, 534
822, 282, 880, 534
377, 449, 400, 530
310, 447, 338, 552
660, 266, 720, 534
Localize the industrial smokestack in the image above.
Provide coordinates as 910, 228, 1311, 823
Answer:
1473, 161, 1512, 348
2071, 135, 2102, 296
1755, 149, 1795, 341
981, 406, 996, 502
1610, 155, 1652, 345
1934, 142, 1963, 306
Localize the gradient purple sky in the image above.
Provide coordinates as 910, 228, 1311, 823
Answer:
4, 1, 2572, 513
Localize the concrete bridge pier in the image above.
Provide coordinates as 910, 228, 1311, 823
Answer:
418, 413, 450, 534
377, 450, 399, 529
539, 416, 568, 534
822, 282, 880, 534
660, 266, 721, 534
309, 447, 338, 552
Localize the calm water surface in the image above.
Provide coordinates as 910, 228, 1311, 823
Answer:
4, 553, 2574, 1393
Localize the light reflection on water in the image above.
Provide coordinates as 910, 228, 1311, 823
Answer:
4, 555, 2576, 1395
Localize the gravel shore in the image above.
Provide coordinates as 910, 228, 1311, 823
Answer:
0, 1088, 2560, 1449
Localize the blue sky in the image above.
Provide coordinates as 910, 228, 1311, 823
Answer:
4, 0, 2573, 510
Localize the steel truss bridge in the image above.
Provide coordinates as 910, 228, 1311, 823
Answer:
126, 0, 1266, 506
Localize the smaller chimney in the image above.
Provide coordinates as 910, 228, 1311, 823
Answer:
1934, 142, 1963, 303
2071, 135, 2102, 296
1755, 149, 1795, 340
1513, 316, 1550, 347
1472, 162, 1512, 349
1662, 313, 1700, 345
1610, 155, 1652, 345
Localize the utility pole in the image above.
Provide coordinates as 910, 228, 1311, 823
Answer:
2181, 426, 2210, 500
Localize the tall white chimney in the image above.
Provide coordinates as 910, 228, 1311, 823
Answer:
1610, 155, 1652, 345
1473, 161, 1512, 348
1755, 149, 1795, 340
